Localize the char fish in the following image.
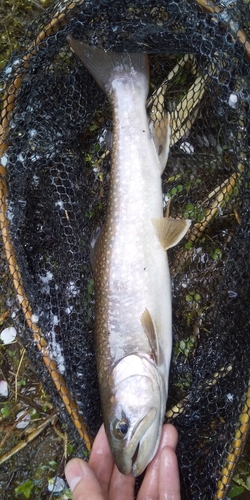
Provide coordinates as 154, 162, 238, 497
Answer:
67, 35, 191, 477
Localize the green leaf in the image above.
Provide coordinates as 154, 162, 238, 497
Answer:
67, 443, 75, 455
89, 124, 99, 132
233, 474, 250, 491
228, 483, 245, 498
185, 241, 193, 250
63, 489, 73, 499
15, 480, 34, 498
30, 408, 40, 420
179, 340, 186, 351
17, 378, 27, 387
170, 187, 177, 196
211, 248, 222, 261
48, 460, 57, 468
1, 405, 10, 417
194, 293, 201, 301
87, 278, 94, 296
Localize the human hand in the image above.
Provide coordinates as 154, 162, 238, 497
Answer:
65, 423, 181, 500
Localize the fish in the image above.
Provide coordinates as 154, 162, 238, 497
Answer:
67, 35, 191, 477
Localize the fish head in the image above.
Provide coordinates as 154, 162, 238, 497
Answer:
103, 354, 166, 477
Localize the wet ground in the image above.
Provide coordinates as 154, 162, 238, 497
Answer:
0, 233, 72, 499
0, 3, 73, 499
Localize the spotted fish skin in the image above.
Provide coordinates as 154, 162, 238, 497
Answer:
67, 35, 190, 477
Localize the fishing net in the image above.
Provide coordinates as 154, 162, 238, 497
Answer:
0, 0, 250, 498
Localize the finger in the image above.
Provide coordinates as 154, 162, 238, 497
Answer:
108, 465, 135, 500
65, 458, 104, 500
90, 424, 135, 500
89, 424, 114, 497
159, 447, 181, 500
137, 424, 178, 500
161, 423, 178, 449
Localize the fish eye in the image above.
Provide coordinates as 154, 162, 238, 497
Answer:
114, 419, 129, 438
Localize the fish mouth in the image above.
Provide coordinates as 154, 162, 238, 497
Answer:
132, 407, 156, 442
129, 407, 157, 476
132, 442, 140, 467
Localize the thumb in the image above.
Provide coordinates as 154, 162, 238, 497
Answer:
65, 458, 105, 500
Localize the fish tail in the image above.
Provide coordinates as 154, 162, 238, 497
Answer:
67, 35, 149, 100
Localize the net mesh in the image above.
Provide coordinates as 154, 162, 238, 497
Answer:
0, 0, 250, 498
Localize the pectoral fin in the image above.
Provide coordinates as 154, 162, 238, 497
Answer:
152, 217, 191, 250
149, 110, 171, 172
141, 308, 159, 363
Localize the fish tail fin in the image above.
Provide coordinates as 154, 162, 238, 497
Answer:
67, 35, 149, 100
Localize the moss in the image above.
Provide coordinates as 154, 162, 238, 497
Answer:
0, 0, 53, 70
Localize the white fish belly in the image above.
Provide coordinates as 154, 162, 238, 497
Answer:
106, 82, 172, 387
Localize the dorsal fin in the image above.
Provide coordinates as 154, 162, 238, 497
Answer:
152, 217, 191, 250
140, 308, 159, 363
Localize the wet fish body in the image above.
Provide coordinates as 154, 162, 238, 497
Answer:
67, 36, 190, 476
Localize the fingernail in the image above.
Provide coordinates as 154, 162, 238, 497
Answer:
68, 475, 82, 492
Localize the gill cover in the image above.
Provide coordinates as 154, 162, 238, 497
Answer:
105, 354, 166, 477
